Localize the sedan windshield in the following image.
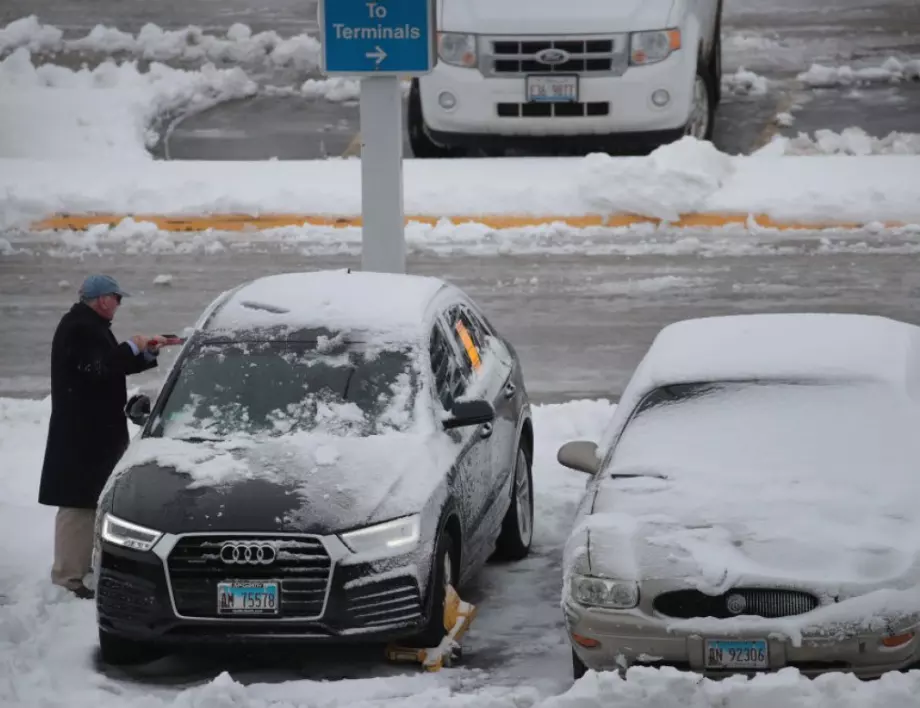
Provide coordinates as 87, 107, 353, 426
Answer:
148, 339, 420, 440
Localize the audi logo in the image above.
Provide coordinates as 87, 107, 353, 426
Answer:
219, 542, 277, 565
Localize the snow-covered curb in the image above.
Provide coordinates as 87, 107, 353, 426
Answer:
1, 15, 321, 71
3, 137, 920, 230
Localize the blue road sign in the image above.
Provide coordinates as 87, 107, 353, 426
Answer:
319, 0, 437, 76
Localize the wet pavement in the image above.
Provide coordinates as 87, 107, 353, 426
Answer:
5, 244, 920, 403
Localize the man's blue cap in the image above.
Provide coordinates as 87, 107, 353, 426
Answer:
79, 274, 130, 300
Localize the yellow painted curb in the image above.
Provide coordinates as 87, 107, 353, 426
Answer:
30, 212, 908, 233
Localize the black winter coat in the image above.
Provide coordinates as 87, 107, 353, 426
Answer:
38, 302, 158, 509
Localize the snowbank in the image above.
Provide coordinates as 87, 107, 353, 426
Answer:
0, 15, 321, 71
2, 395, 920, 706
0, 48, 257, 160
3, 137, 920, 229
798, 56, 920, 88
766, 128, 920, 156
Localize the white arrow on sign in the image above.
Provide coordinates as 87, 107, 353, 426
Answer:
366, 45, 387, 66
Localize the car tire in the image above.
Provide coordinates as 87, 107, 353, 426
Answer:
683, 61, 716, 142
413, 526, 459, 648
493, 445, 534, 561
98, 628, 162, 666
572, 648, 588, 680
407, 80, 462, 159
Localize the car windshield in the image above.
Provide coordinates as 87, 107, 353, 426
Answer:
606, 379, 920, 483
148, 339, 421, 441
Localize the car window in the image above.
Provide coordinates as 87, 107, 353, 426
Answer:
429, 323, 468, 409
446, 304, 489, 373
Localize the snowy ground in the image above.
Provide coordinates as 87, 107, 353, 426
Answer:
4, 396, 920, 708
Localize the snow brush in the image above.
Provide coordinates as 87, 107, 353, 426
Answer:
158, 334, 186, 346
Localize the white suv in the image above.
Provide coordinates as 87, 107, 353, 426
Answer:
408, 0, 722, 157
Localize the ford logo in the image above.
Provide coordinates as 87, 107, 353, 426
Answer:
535, 48, 570, 66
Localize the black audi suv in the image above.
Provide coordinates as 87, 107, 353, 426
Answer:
92, 269, 535, 664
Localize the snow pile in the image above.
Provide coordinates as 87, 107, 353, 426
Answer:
578, 137, 736, 221
721, 67, 770, 96
798, 56, 920, 88
0, 48, 257, 160
769, 128, 920, 156
0, 15, 321, 71
301, 77, 362, 102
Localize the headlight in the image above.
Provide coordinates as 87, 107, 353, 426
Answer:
340, 515, 420, 556
438, 33, 477, 68
570, 574, 639, 609
629, 29, 681, 65
101, 513, 163, 552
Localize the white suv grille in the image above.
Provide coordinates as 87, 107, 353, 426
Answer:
480, 35, 628, 77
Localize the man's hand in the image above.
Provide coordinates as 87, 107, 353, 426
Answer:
145, 335, 168, 354
130, 335, 149, 351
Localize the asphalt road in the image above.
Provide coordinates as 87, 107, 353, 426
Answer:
5, 245, 920, 403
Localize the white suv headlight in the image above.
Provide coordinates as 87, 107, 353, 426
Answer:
340, 515, 421, 556
629, 29, 681, 65
570, 574, 639, 609
438, 33, 477, 68
101, 513, 163, 552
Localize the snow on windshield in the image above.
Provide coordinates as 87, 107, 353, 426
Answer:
582, 380, 920, 607
152, 339, 418, 440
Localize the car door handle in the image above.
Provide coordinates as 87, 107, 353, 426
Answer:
480, 422, 493, 439
503, 382, 516, 399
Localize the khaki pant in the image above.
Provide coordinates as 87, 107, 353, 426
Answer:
51, 507, 96, 590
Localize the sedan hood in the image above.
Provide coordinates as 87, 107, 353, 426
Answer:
581, 475, 920, 596
440, 0, 676, 35
108, 431, 458, 535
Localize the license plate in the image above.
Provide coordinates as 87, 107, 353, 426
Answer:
526, 74, 578, 103
217, 580, 279, 615
705, 639, 769, 670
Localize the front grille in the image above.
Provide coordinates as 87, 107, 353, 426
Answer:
345, 572, 423, 627
97, 571, 161, 623
654, 588, 820, 619
497, 102, 609, 118
166, 535, 332, 619
483, 35, 627, 77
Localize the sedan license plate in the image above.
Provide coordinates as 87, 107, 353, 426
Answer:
217, 580, 279, 616
705, 639, 769, 670
526, 74, 578, 103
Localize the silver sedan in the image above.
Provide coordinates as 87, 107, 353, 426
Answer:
557, 313, 920, 680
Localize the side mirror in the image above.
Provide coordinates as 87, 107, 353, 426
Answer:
443, 399, 495, 430
125, 393, 152, 427
558, 440, 600, 475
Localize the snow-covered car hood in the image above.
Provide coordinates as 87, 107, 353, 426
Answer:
572, 379, 920, 598
439, 0, 676, 35
106, 430, 459, 535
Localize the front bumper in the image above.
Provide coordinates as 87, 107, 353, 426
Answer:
94, 532, 432, 645
418, 50, 695, 145
564, 599, 920, 679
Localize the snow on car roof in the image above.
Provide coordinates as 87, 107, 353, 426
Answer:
200, 269, 449, 340
632, 312, 920, 392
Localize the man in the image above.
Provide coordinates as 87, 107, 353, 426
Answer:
38, 274, 167, 599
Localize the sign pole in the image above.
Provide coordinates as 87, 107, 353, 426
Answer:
318, 0, 438, 276
359, 75, 405, 274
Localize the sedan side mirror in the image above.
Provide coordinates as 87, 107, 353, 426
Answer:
125, 393, 152, 427
443, 399, 495, 430
558, 440, 600, 475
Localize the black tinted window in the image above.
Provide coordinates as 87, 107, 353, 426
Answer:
149, 340, 419, 440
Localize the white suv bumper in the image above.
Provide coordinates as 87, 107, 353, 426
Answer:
419, 49, 695, 140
